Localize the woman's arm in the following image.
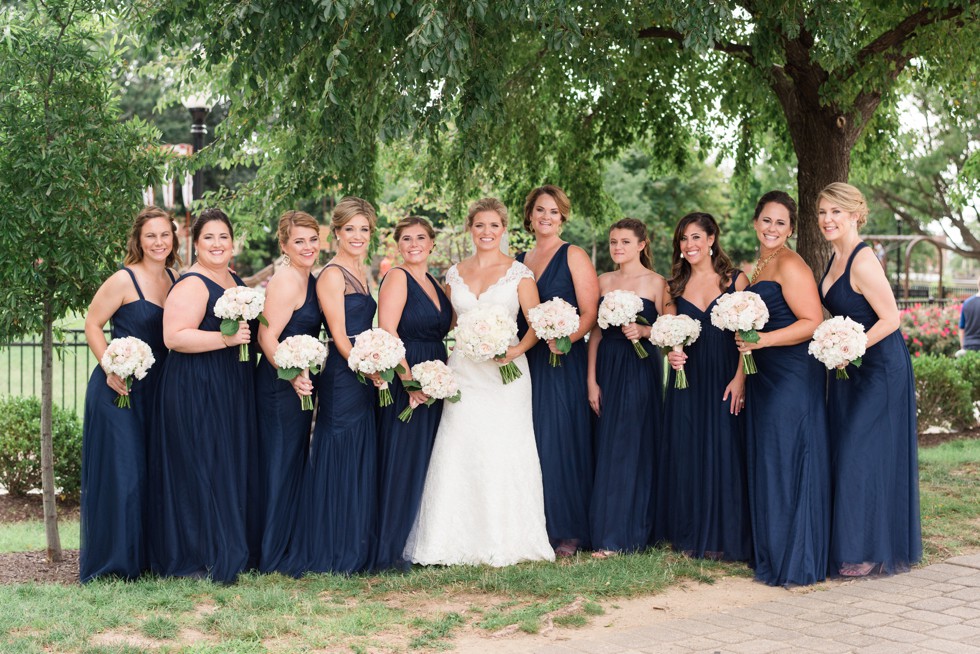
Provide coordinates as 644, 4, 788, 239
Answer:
850, 247, 901, 349
741, 255, 822, 350
84, 271, 132, 395
587, 324, 603, 416
258, 272, 302, 364
567, 245, 600, 340
164, 276, 248, 353
499, 276, 541, 363
378, 268, 428, 405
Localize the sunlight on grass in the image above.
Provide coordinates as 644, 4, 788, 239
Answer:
0, 519, 79, 553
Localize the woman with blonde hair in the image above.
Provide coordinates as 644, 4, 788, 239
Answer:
817, 182, 920, 577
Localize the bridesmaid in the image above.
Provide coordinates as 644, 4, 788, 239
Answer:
517, 185, 598, 558
80, 206, 178, 582
285, 196, 379, 575
254, 210, 323, 573
661, 212, 752, 562
817, 182, 921, 576
587, 218, 666, 558
736, 191, 830, 586
150, 208, 256, 583
374, 217, 452, 571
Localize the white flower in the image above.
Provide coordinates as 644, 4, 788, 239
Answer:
597, 290, 645, 329
274, 335, 327, 373
214, 286, 266, 321
411, 360, 460, 399
809, 316, 868, 370
453, 304, 518, 362
347, 328, 406, 376
649, 314, 702, 349
101, 337, 155, 381
527, 297, 580, 341
710, 291, 769, 333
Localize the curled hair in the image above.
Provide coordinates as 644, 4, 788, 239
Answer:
466, 197, 508, 229
393, 215, 436, 242
192, 207, 234, 243
277, 210, 320, 250
818, 182, 869, 229
667, 212, 737, 299
124, 206, 181, 268
609, 218, 653, 270
332, 196, 377, 233
523, 185, 571, 233
752, 190, 798, 235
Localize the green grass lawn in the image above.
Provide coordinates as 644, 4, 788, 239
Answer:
0, 438, 977, 653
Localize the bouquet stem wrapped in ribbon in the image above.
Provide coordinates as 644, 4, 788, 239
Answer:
274, 334, 328, 410
808, 316, 867, 380
214, 286, 269, 361
527, 297, 580, 367
398, 360, 462, 422
597, 289, 650, 359
348, 328, 407, 406
101, 337, 156, 408
649, 314, 702, 389
454, 304, 522, 384
710, 291, 769, 375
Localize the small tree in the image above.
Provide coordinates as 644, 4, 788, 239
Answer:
0, 0, 163, 561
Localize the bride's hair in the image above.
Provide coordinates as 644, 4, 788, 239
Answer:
466, 197, 508, 229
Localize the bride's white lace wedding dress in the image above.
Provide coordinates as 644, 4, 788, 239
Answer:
403, 261, 555, 566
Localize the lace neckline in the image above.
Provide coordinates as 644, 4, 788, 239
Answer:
449, 261, 529, 300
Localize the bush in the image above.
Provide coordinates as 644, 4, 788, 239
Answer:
954, 351, 980, 403
900, 303, 960, 357
0, 396, 83, 499
912, 355, 974, 431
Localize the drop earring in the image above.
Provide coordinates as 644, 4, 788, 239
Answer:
680, 252, 685, 259
282, 254, 292, 267
709, 247, 714, 256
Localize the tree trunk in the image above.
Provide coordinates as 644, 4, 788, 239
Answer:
40, 300, 62, 562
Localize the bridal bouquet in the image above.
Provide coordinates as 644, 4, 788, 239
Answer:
710, 291, 769, 375
214, 286, 268, 361
101, 337, 156, 409
454, 304, 522, 384
527, 297, 580, 367
597, 289, 650, 359
348, 328, 407, 406
398, 360, 461, 423
274, 334, 328, 410
809, 316, 867, 380
649, 314, 702, 389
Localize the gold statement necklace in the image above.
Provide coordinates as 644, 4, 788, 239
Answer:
750, 245, 785, 284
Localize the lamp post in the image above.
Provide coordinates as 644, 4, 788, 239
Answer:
182, 93, 212, 264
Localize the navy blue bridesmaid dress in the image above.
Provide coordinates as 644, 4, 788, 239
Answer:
820, 242, 921, 575
661, 272, 752, 561
590, 298, 661, 552
744, 280, 830, 586
283, 264, 378, 575
254, 273, 322, 573
373, 269, 452, 571
517, 244, 594, 550
80, 267, 174, 583
148, 271, 257, 584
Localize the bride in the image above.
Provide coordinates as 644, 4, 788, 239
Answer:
403, 197, 556, 566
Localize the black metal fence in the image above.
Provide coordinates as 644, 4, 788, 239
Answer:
0, 329, 105, 416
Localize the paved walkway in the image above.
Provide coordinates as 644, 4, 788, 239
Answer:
476, 555, 980, 654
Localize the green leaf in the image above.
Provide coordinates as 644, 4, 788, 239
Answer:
277, 366, 301, 381
220, 319, 241, 336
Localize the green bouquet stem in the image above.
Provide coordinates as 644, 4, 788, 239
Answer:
398, 404, 415, 423
378, 382, 393, 407
113, 377, 133, 408
741, 352, 758, 375
631, 339, 649, 359
675, 367, 689, 389
498, 361, 522, 384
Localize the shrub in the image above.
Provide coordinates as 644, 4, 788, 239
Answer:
912, 355, 974, 431
954, 351, 980, 403
0, 396, 83, 499
900, 303, 960, 357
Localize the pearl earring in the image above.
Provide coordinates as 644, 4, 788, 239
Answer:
680, 252, 685, 259
709, 247, 714, 256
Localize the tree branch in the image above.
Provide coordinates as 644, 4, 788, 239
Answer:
636, 26, 755, 63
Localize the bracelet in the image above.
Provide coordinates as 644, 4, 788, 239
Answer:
220, 333, 229, 348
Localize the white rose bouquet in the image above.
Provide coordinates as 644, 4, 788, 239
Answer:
101, 337, 156, 409
808, 316, 867, 380
214, 286, 269, 361
347, 328, 407, 406
710, 291, 769, 375
274, 334, 328, 410
398, 360, 462, 423
648, 314, 702, 389
597, 289, 650, 359
454, 304, 522, 384
527, 297, 581, 367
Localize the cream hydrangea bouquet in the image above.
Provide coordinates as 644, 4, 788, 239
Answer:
101, 337, 156, 409
527, 297, 580, 367
710, 291, 769, 374
454, 304, 522, 384
398, 360, 462, 423
274, 334, 328, 410
808, 316, 867, 380
597, 289, 650, 359
649, 314, 702, 389
214, 286, 268, 361
348, 328, 407, 406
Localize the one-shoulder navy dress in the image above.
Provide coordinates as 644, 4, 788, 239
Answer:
148, 271, 257, 584
517, 244, 594, 550
283, 264, 378, 575
661, 272, 751, 561
820, 243, 921, 575
80, 267, 174, 583
590, 297, 661, 552
254, 273, 322, 573
744, 280, 830, 586
373, 269, 452, 571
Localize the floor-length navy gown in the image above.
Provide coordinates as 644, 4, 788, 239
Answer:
744, 280, 830, 586
283, 264, 377, 575
80, 268, 174, 583
820, 242, 921, 575
517, 244, 594, 549
661, 272, 752, 561
590, 298, 661, 552
254, 274, 322, 573
149, 272, 257, 584
373, 269, 452, 571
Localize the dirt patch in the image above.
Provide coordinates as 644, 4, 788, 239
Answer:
0, 493, 79, 523
89, 627, 215, 651
0, 549, 79, 585
919, 427, 980, 448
